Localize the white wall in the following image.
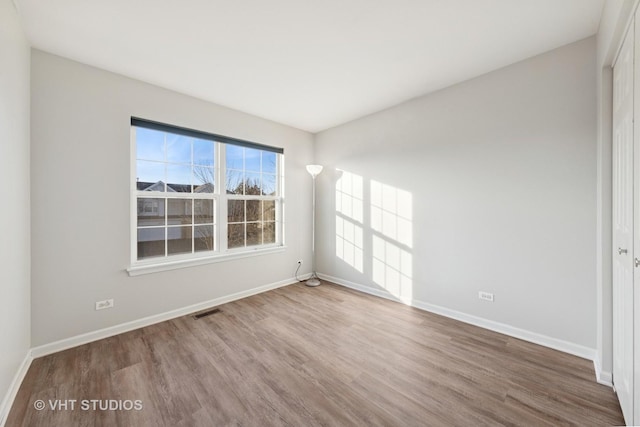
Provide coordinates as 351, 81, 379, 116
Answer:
30, 50, 314, 346
0, 0, 31, 421
315, 37, 597, 350
595, 0, 637, 382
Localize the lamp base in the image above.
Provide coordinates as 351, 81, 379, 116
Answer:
305, 278, 321, 287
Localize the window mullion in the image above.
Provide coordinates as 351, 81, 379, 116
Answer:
191, 197, 195, 255
190, 140, 195, 255
279, 154, 284, 246
164, 198, 168, 257
243, 200, 247, 248
219, 143, 228, 252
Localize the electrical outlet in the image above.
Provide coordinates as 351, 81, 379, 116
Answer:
95, 299, 114, 310
478, 291, 494, 302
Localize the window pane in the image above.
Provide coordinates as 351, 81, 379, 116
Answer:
262, 174, 276, 196
167, 164, 191, 192
246, 200, 261, 222
168, 199, 192, 225
264, 222, 276, 244
228, 224, 245, 248
166, 134, 191, 164
167, 226, 192, 255
226, 145, 244, 170
262, 151, 276, 174
228, 200, 244, 223
137, 198, 165, 226
226, 170, 244, 194
193, 138, 214, 166
245, 148, 261, 172
245, 173, 261, 195
136, 128, 165, 162
137, 160, 165, 191
194, 199, 214, 224
193, 166, 214, 193
194, 225, 214, 252
138, 227, 165, 259
246, 223, 262, 246
264, 200, 275, 221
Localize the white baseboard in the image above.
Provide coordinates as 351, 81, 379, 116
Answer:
593, 354, 613, 387
0, 350, 33, 427
319, 273, 597, 362
31, 277, 297, 358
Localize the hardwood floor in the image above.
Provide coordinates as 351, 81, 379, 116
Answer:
7, 281, 623, 426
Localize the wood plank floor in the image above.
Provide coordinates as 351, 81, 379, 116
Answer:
7, 281, 623, 426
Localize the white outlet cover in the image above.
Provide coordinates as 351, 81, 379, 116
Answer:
95, 299, 114, 310
478, 292, 494, 302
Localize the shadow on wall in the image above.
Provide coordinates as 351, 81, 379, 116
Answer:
334, 169, 413, 303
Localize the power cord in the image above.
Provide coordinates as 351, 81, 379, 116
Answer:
294, 261, 307, 283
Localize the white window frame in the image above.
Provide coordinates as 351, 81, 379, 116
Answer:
127, 119, 285, 276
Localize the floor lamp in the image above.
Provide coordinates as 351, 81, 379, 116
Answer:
306, 164, 323, 287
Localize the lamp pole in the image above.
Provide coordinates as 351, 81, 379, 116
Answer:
305, 165, 323, 286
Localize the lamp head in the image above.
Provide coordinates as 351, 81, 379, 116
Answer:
306, 164, 323, 178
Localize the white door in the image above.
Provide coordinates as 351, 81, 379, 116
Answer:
633, 8, 640, 425
613, 18, 635, 426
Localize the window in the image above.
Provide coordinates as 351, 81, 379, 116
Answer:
131, 118, 284, 271
225, 145, 279, 249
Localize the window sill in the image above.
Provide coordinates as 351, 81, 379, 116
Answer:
127, 245, 287, 276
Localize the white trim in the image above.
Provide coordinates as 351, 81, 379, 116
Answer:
593, 353, 614, 387
319, 273, 597, 362
0, 351, 33, 427
127, 245, 286, 276
31, 277, 296, 358
612, 0, 640, 68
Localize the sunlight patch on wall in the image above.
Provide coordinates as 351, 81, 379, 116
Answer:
336, 170, 363, 222
372, 236, 413, 302
335, 170, 364, 272
370, 180, 413, 302
371, 180, 412, 248
336, 216, 364, 272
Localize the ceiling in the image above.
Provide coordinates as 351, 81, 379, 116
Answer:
15, 0, 604, 133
